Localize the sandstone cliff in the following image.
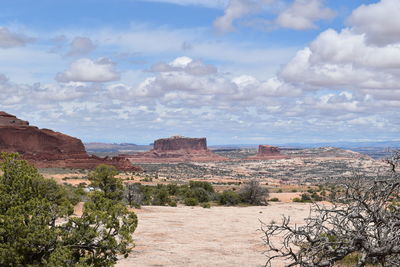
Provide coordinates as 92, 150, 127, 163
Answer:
128, 136, 226, 163
154, 136, 207, 151
0, 112, 141, 171
247, 145, 288, 160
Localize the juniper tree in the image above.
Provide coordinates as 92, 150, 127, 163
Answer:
0, 153, 137, 266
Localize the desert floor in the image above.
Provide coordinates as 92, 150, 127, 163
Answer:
117, 203, 312, 267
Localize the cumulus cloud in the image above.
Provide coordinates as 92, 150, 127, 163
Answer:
67, 36, 96, 56
149, 56, 217, 76
108, 56, 302, 112
56, 58, 120, 83
214, 0, 262, 33
276, 0, 335, 30
280, 27, 400, 96
214, 0, 334, 33
348, 0, 400, 45
0, 27, 33, 48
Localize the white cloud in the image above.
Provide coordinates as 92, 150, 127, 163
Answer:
140, 0, 228, 8
214, 0, 261, 33
280, 28, 400, 96
150, 56, 218, 76
67, 36, 96, 56
56, 58, 120, 82
214, 0, 334, 33
348, 0, 400, 45
0, 27, 33, 48
276, 0, 335, 30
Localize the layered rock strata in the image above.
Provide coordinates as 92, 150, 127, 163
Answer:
0, 112, 141, 171
247, 145, 288, 160
128, 136, 226, 162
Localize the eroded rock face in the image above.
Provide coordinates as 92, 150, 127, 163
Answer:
128, 136, 226, 162
0, 111, 29, 126
0, 112, 141, 171
154, 136, 207, 151
247, 145, 288, 160
258, 145, 281, 156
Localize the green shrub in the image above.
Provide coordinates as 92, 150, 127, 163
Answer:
292, 197, 302, 202
311, 192, 322, 201
301, 193, 312, 202
189, 181, 214, 193
184, 197, 198, 206
192, 187, 211, 203
218, 191, 241, 206
168, 200, 177, 207
277, 189, 283, 193
202, 202, 211, 208
167, 183, 179, 195
239, 180, 269, 205
269, 197, 280, 202
152, 187, 170, 206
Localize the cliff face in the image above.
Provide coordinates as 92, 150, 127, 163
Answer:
246, 145, 288, 160
258, 145, 281, 156
0, 112, 141, 171
128, 136, 226, 163
0, 111, 29, 126
0, 126, 86, 155
154, 136, 207, 151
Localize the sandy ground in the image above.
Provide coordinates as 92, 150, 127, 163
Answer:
117, 203, 311, 267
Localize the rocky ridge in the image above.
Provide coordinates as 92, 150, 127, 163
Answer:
0, 112, 141, 171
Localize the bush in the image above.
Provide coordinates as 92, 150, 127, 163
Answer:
240, 180, 269, 205
262, 150, 400, 266
300, 193, 312, 202
124, 183, 144, 208
189, 181, 214, 193
292, 197, 302, 202
167, 183, 179, 195
168, 199, 177, 207
152, 187, 170, 206
202, 202, 211, 208
192, 187, 211, 203
184, 197, 198, 206
218, 191, 241, 206
269, 197, 280, 202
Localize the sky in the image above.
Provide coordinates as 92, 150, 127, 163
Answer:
0, 0, 399, 145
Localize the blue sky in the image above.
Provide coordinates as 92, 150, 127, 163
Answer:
0, 0, 399, 145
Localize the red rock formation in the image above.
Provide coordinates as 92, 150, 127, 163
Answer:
128, 136, 226, 163
0, 112, 141, 171
247, 145, 288, 160
154, 136, 207, 151
258, 145, 281, 156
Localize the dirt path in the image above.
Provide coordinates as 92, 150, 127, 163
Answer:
117, 203, 311, 267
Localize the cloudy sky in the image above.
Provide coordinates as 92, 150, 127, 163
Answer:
0, 0, 399, 145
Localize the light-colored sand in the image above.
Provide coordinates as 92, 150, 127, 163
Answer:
117, 203, 311, 267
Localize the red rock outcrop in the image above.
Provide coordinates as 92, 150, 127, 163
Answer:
0, 112, 141, 171
154, 136, 207, 151
247, 145, 288, 160
127, 136, 226, 163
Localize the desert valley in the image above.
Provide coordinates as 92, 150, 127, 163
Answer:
1, 1, 400, 266
0, 111, 397, 266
